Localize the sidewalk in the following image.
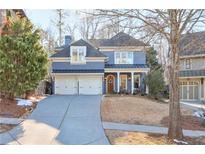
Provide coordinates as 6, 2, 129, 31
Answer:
103, 122, 205, 137
0, 117, 24, 125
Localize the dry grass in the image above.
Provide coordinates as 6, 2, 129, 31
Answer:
105, 130, 205, 145
105, 130, 174, 145
101, 95, 195, 127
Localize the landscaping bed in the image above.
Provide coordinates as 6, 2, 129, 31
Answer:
0, 98, 37, 118
105, 130, 205, 145
101, 95, 204, 131
0, 95, 46, 133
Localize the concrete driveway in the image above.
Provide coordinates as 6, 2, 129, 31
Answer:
0, 95, 109, 145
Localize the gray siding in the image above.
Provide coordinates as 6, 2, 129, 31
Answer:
52, 62, 104, 71
180, 57, 205, 70
103, 51, 146, 64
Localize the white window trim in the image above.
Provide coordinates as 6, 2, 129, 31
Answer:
180, 81, 199, 100
70, 46, 86, 64
114, 52, 133, 64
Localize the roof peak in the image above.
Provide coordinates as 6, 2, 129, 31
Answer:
89, 32, 148, 47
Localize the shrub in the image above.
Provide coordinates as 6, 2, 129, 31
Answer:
0, 16, 48, 99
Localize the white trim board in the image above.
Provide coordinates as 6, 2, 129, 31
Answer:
105, 68, 150, 72
99, 46, 150, 52
52, 73, 104, 76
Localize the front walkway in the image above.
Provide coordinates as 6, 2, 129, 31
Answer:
181, 101, 205, 110
0, 95, 109, 145
103, 122, 205, 137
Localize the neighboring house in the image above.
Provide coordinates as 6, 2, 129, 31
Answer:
50, 32, 150, 95
179, 31, 205, 102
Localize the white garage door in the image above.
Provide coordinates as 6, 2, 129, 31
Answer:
180, 81, 199, 100
54, 75, 102, 95
79, 76, 102, 95
55, 76, 78, 95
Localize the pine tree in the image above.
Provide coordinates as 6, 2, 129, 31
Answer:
145, 48, 165, 99
0, 16, 48, 100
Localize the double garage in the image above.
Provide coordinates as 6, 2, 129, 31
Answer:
54, 75, 103, 95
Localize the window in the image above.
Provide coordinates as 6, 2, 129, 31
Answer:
70, 46, 86, 64
185, 59, 191, 69
115, 52, 133, 64
134, 75, 140, 90
120, 75, 127, 91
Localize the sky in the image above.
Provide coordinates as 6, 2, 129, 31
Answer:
25, 9, 82, 40
25, 10, 55, 30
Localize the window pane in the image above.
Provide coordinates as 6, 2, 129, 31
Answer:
79, 51, 85, 61
120, 75, 127, 90
116, 52, 120, 64
127, 52, 132, 64
121, 52, 127, 64
194, 85, 198, 99
116, 52, 120, 58
183, 86, 187, 99
72, 51, 78, 61
134, 75, 140, 89
186, 59, 190, 69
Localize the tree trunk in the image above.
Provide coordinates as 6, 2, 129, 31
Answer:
168, 10, 183, 140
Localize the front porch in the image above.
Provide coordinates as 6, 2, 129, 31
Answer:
103, 71, 149, 94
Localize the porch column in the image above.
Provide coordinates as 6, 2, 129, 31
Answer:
131, 72, 134, 94
199, 79, 201, 100
117, 72, 120, 93
145, 71, 149, 94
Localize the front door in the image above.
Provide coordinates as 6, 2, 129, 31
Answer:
107, 75, 115, 93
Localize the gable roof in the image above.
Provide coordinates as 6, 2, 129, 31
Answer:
89, 32, 148, 47
51, 39, 106, 58
179, 31, 205, 56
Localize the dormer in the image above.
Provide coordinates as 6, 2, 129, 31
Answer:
70, 46, 86, 64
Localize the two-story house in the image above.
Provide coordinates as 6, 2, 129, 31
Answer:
179, 31, 205, 102
50, 32, 150, 95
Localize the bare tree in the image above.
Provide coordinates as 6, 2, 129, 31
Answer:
39, 28, 56, 55
78, 11, 102, 40
52, 9, 69, 46
66, 23, 77, 41
92, 9, 205, 140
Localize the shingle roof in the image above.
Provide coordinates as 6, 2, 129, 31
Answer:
50, 39, 106, 58
179, 69, 205, 77
53, 69, 104, 73
180, 31, 205, 56
89, 32, 148, 47
105, 64, 149, 68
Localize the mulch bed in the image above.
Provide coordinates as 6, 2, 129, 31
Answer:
0, 98, 38, 118
0, 98, 39, 133
161, 115, 205, 131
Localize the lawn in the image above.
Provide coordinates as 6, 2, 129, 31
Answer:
101, 95, 205, 145
105, 130, 205, 145
101, 95, 205, 131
